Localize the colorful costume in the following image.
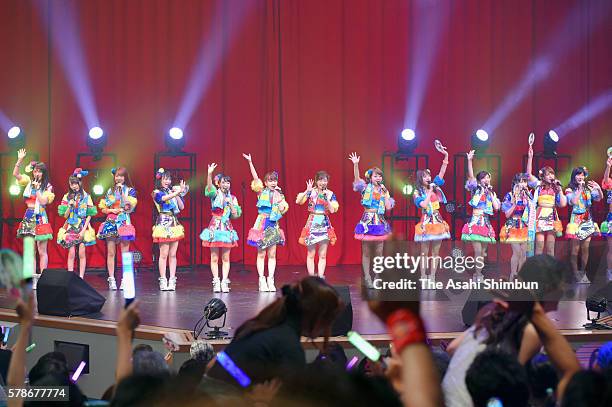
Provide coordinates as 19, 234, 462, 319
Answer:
601, 180, 612, 237
152, 188, 185, 243
353, 180, 394, 241
525, 180, 563, 237
499, 190, 531, 243
97, 185, 138, 241
200, 185, 241, 247
247, 179, 288, 249
57, 192, 97, 248
297, 189, 339, 246
16, 174, 55, 241
413, 176, 450, 241
565, 187, 600, 240
461, 180, 496, 243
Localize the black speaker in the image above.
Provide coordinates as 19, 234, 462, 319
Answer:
461, 290, 493, 327
37, 270, 106, 317
592, 282, 612, 311
331, 285, 353, 336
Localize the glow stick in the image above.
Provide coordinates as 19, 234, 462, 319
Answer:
71, 361, 86, 382
25, 343, 36, 353
346, 355, 359, 370
216, 351, 251, 387
2, 328, 9, 344
23, 236, 35, 279
122, 252, 135, 305
347, 331, 380, 361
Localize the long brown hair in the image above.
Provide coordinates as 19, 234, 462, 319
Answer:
235, 277, 341, 347
114, 167, 134, 188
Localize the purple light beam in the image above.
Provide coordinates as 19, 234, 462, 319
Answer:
554, 90, 612, 137
0, 110, 15, 134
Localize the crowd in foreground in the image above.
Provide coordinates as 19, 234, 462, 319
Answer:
1, 255, 612, 407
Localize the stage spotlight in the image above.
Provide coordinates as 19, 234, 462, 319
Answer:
194, 298, 228, 340
471, 129, 490, 152
87, 127, 107, 159
583, 295, 608, 330
9, 184, 21, 197
543, 130, 559, 157
402, 184, 414, 196
7, 126, 25, 149
398, 128, 417, 154
166, 127, 185, 153
92, 184, 104, 196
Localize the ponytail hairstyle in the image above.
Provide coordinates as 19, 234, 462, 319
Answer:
567, 166, 589, 191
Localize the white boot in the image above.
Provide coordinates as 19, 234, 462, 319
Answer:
258, 276, 269, 292
212, 277, 221, 293
158, 277, 168, 291
221, 279, 230, 293
32, 274, 40, 290
107, 276, 117, 290
167, 277, 177, 291
267, 276, 276, 292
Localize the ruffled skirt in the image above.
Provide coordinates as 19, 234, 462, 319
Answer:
565, 212, 599, 240
97, 215, 136, 241
152, 213, 185, 243
461, 214, 496, 243
57, 223, 96, 248
17, 208, 53, 241
354, 212, 391, 241
414, 211, 450, 242
299, 213, 337, 246
534, 207, 563, 236
200, 214, 238, 248
247, 214, 285, 250
499, 216, 528, 243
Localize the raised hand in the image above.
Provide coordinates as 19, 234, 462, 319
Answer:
607, 156, 612, 167
242, 153, 252, 162
587, 180, 600, 191
466, 150, 475, 161
17, 149, 27, 161
306, 179, 314, 191
528, 145, 534, 159
436, 141, 448, 157
348, 152, 360, 164
207, 163, 217, 174
179, 180, 187, 193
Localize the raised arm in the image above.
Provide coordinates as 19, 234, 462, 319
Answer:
7, 294, 34, 407
12, 148, 27, 183
242, 153, 259, 180
295, 179, 313, 205
526, 145, 538, 183
115, 301, 140, 389
348, 152, 362, 183
437, 143, 449, 179
602, 156, 612, 186
466, 150, 475, 181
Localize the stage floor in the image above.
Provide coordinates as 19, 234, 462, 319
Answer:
0, 265, 602, 336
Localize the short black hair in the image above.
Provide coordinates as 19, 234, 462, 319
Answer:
465, 349, 529, 407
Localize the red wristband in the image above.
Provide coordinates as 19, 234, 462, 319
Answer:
386, 309, 426, 353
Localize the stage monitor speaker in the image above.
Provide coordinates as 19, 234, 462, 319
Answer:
331, 285, 353, 336
592, 282, 612, 311
461, 290, 494, 327
37, 270, 106, 317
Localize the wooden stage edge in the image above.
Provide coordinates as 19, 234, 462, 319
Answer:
2, 308, 612, 352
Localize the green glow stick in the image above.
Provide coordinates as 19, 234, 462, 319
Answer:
26, 343, 36, 353
347, 331, 380, 361
23, 237, 35, 279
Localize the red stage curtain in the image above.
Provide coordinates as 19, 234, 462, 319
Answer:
0, 0, 610, 268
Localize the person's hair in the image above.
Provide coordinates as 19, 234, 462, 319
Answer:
538, 166, 556, 187
214, 173, 231, 187
526, 353, 558, 405
567, 166, 589, 191
26, 373, 86, 407
561, 370, 608, 407
177, 358, 208, 392
155, 171, 172, 190
28, 352, 68, 384
472, 302, 528, 353
511, 172, 529, 189
315, 170, 330, 182
517, 254, 568, 303
476, 170, 491, 183
465, 349, 530, 407
67, 175, 84, 202
263, 171, 278, 183
234, 277, 341, 348
132, 344, 154, 356
189, 339, 215, 364
132, 351, 170, 378
365, 167, 383, 184
114, 166, 134, 188
33, 162, 50, 191
416, 169, 432, 194
111, 374, 167, 407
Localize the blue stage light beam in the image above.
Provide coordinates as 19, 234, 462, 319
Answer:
0, 109, 15, 134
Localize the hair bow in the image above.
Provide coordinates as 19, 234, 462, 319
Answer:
364, 169, 373, 178
25, 161, 38, 173
111, 167, 117, 175
156, 168, 165, 180
581, 167, 589, 177
72, 168, 89, 178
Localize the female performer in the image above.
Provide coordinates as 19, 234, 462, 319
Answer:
499, 173, 531, 280
601, 156, 612, 282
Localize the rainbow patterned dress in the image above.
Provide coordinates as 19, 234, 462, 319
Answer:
601, 180, 612, 237
353, 180, 394, 241
413, 176, 450, 242
57, 192, 97, 248
152, 188, 185, 243
16, 175, 55, 241
247, 179, 288, 249
297, 189, 339, 246
461, 180, 496, 243
525, 180, 563, 237
200, 185, 241, 248
499, 191, 531, 243
97, 185, 138, 241
565, 188, 600, 240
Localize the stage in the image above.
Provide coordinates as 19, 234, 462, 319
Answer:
1, 265, 610, 343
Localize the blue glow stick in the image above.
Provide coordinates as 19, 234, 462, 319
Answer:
71, 361, 86, 382
122, 252, 135, 305
3, 328, 10, 344
347, 331, 380, 361
346, 355, 359, 370
216, 351, 251, 387
487, 398, 503, 407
